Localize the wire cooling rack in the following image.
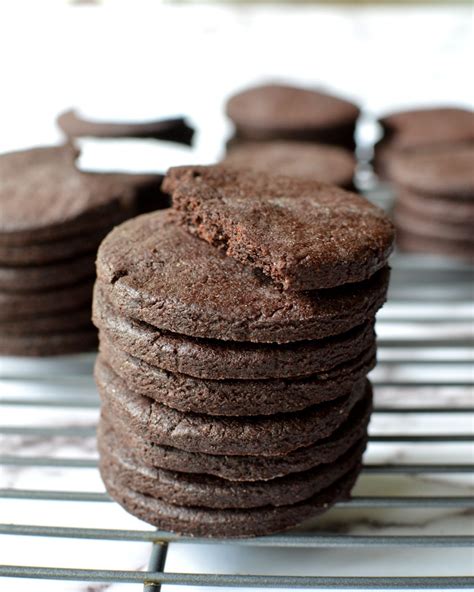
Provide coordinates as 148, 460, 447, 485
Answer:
0, 253, 473, 590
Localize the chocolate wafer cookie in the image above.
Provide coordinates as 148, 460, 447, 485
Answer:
164, 166, 394, 291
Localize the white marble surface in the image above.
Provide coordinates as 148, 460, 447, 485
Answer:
0, 2, 473, 590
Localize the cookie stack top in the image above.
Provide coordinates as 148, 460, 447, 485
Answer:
374, 106, 474, 176
387, 144, 474, 260
0, 144, 164, 356
163, 165, 394, 292
226, 83, 360, 150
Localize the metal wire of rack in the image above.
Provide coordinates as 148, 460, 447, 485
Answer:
0, 254, 473, 590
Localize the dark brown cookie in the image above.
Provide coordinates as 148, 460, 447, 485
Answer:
99, 429, 366, 509
95, 357, 370, 456
100, 461, 360, 537
0, 279, 95, 321
94, 291, 376, 380
57, 109, 194, 145
99, 393, 372, 481
226, 84, 359, 149
164, 166, 394, 291
0, 327, 97, 356
386, 145, 474, 199
0, 306, 92, 336
99, 337, 375, 415
222, 141, 356, 189
0, 145, 149, 246
96, 210, 390, 343
374, 107, 474, 175
0, 253, 96, 292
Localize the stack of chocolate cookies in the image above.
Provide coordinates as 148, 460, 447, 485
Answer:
0, 145, 163, 356
374, 106, 474, 178
226, 83, 360, 151
94, 166, 394, 537
388, 145, 474, 261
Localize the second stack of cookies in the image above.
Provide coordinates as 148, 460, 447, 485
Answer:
0, 144, 164, 356
94, 167, 394, 537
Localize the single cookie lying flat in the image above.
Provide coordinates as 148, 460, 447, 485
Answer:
222, 141, 356, 189
164, 166, 394, 291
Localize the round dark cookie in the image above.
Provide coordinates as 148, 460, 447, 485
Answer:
99, 394, 372, 481
0, 279, 95, 321
226, 84, 359, 147
0, 253, 96, 292
96, 210, 390, 343
0, 328, 97, 357
93, 291, 376, 380
101, 462, 360, 538
99, 337, 376, 415
99, 431, 366, 509
57, 109, 194, 145
222, 141, 356, 189
95, 358, 370, 456
0, 306, 92, 336
164, 167, 394, 292
386, 145, 474, 199
396, 189, 474, 226
0, 145, 148, 246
